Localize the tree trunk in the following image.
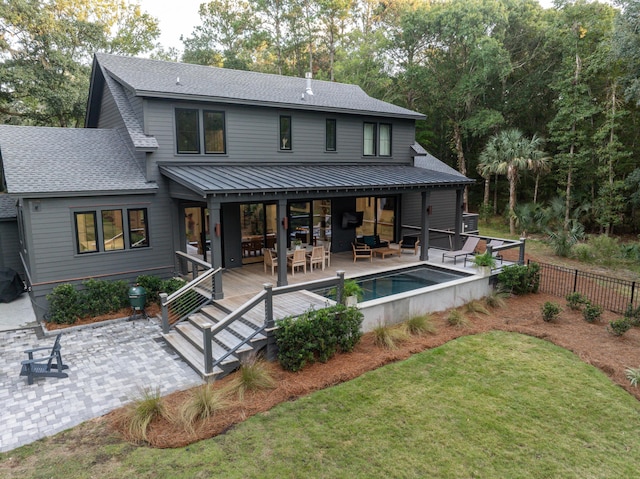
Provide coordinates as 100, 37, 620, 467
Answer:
508, 167, 517, 235
493, 175, 498, 215
483, 175, 490, 208
565, 138, 574, 232
533, 173, 540, 204
452, 122, 468, 212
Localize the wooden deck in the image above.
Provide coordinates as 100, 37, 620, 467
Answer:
219, 247, 474, 300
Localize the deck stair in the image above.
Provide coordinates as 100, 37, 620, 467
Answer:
163, 301, 267, 381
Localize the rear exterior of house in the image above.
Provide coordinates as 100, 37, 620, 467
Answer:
0, 54, 473, 320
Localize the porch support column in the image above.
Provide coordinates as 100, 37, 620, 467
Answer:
207, 197, 224, 300
454, 188, 463, 250
420, 190, 431, 261
276, 199, 288, 287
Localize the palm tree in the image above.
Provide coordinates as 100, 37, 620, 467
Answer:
479, 129, 548, 235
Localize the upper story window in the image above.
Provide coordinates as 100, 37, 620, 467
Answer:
379, 123, 392, 156
175, 108, 226, 155
363, 122, 392, 157
204, 110, 226, 154
175, 108, 200, 154
363, 122, 376, 156
280, 115, 292, 150
326, 119, 336, 152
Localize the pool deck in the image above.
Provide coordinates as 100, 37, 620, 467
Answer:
219, 247, 505, 299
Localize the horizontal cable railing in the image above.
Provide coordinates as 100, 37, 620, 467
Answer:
533, 260, 639, 314
160, 267, 220, 332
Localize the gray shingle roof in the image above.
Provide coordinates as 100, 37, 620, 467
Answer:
415, 153, 467, 179
159, 164, 473, 197
0, 125, 157, 196
0, 194, 16, 219
102, 71, 159, 151
95, 53, 425, 120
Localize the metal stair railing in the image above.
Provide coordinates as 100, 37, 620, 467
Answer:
204, 271, 347, 374
160, 266, 221, 333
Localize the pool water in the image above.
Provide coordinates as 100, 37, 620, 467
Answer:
319, 265, 470, 302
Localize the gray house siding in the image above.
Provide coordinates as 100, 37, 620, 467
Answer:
23, 193, 174, 320
401, 189, 459, 249
143, 99, 416, 167
96, 85, 126, 131
0, 219, 22, 273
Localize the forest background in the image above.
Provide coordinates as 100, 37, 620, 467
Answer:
2, 0, 640, 238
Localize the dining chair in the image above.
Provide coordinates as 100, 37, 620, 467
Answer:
324, 241, 331, 267
307, 246, 325, 271
264, 249, 277, 276
287, 248, 306, 275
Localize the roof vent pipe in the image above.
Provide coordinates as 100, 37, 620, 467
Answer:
305, 72, 314, 96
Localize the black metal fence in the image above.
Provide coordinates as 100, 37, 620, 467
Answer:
531, 260, 640, 314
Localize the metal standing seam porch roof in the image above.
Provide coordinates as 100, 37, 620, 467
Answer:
159, 164, 474, 198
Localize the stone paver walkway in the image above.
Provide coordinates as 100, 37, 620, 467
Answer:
0, 318, 202, 453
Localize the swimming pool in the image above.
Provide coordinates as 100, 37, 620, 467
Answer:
319, 265, 471, 302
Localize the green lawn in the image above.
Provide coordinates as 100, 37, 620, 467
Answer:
2, 331, 640, 478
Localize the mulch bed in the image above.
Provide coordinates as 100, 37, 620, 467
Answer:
107, 291, 640, 449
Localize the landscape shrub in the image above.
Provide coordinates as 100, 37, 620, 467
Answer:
447, 309, 470, 328
179, 384, 229, 433
405, 314, 436, 336
47, 274, 172, 324
582, 303, 603, 323
135, 275, 164, 304
626, 367, 640, 387
82, 278, 129, 316
587, 235, 620, 267
607, 318, 632, 336
228, 355, 277, 400
122, 387, 167, 444
46, 284, 83, 324
275, 304, 363, 372
497, 263, 540, 295
541, 301, 562, 322
625, 304, 640, 327
566, 292, 589, 311
372, 323, 409, 350
572, 243, 594, 262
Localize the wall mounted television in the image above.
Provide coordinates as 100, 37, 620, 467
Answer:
341, 211, 364, 229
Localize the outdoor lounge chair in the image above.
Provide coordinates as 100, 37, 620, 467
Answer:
352, 242, 372, 262
398, 235, 420, 255
19, 333, 68, 385
442, 236, 481, 264
464, 239, 504, 267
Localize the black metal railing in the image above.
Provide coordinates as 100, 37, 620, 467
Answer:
532, 260, 639, 314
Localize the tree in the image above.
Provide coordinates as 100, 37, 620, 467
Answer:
546, 0, 616, 230
182, 0, 259, 70
405, 0, 512, 210
480, 128, 548, 235
0, 0, 159, 127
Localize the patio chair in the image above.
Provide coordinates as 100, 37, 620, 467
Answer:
264, 249, 277, 276
398, 235, 420, 255
324, 241, 331, 267
19, 333, 69, 385
287, 248, 307, 275
464, 239, 504, 267
352, 242, 372, 262
442, 236, 480, 265
307, 246, 325, 272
